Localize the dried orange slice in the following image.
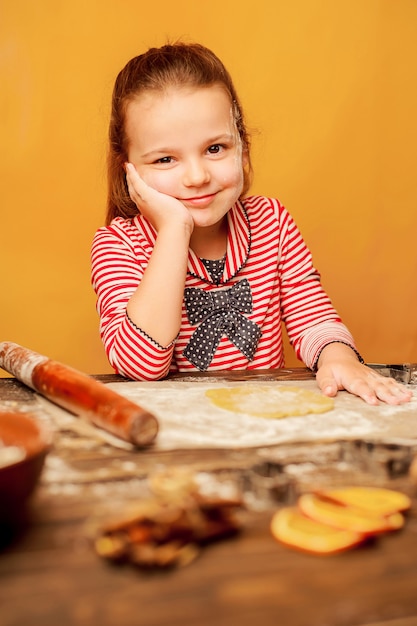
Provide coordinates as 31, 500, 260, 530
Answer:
298, 493, 404, 534
270, 506, 365, 554
316, 486, 411, 516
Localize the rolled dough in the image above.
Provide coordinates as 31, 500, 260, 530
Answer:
205, 385, 334, 418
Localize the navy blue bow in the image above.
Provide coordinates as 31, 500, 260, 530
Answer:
183, 278, 261, 370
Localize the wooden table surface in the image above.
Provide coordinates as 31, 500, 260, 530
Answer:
1, 370, 417, 626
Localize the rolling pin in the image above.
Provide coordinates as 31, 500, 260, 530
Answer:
0, 341, 158, 447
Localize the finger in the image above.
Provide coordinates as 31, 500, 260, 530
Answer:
348, 376, 411, 406
315, 372, 340, 398
361, 368, 413, 402
125, 163, 147, 203
317, 368, 380, 405
343, 378, 380, 405
125, 162, 138, 179
371, 378, 413, 405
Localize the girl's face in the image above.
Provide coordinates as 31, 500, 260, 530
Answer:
125, 85, 247, 229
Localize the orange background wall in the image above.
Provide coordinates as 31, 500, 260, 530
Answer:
1, 0, 417, 375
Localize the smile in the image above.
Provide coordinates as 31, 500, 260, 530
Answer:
181, 193, 217, 208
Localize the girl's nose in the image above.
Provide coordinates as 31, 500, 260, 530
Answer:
183, 159, 210, 187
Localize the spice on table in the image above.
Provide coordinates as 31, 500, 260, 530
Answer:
93, 467, 244, 569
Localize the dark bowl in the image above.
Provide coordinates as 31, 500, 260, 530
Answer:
0, 411, 52, 527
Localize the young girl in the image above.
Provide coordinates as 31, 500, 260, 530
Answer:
91, 42, 411, 406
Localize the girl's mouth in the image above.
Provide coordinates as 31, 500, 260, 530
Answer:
181, 193, 217, 208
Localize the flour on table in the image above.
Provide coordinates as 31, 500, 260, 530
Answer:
100, 380, 417, 450
35, 379, 417, 451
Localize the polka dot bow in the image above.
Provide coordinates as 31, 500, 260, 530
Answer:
183, 278, 262, 370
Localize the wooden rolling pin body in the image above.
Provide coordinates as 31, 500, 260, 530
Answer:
0, 342, 158, 446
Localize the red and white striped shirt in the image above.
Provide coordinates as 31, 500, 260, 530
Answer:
91, 196, 357, 380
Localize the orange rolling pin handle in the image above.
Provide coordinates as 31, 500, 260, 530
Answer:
0, 342, 158, 447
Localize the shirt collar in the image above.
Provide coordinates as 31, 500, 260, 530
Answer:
133, 199, 251, 284
187, 200, 251, 284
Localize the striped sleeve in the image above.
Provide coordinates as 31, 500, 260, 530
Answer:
90, 220, 174, 380
275, 202, 358, 368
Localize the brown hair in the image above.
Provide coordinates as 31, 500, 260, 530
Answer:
105, 42, 253, 224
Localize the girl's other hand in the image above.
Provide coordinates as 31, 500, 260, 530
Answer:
125, 163, 194, 234
316, 343, 413, 406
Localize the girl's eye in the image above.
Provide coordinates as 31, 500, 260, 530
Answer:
207, 144, 224, 155
155, 156, 173, 164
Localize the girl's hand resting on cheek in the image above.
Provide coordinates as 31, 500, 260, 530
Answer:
125, 163, 194, 234
316, 343, 413, 406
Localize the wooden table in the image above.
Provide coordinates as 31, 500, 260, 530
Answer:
1, 371, 417, 626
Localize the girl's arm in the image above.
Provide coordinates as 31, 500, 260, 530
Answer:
91, 167, 194, 381
276, 203, 411, 405
91, 224, 179, 380
125, 164, 193, 347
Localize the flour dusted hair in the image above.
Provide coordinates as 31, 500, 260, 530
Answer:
106, 42, 252, 224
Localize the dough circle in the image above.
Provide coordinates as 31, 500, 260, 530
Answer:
205, 385, 334, 419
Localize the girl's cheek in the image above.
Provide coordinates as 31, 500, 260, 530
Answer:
141, 170, 177, 196
222, 159, 244, 187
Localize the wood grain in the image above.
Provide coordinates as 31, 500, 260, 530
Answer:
1, 374, 417, 626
